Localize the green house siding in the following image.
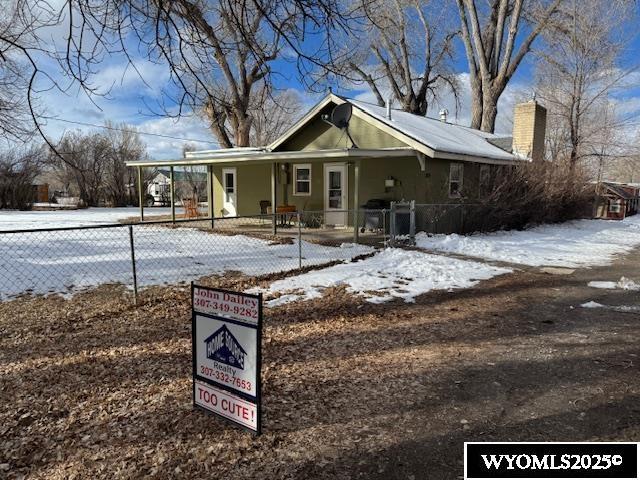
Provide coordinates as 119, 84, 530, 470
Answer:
278, 107, 406, 151
423, 158, 483, 204
284, 161, 326, 211
212, 164, 271, 217
211, 157, 488, 217
207, 99, 498, 217
356, 156, 426, 204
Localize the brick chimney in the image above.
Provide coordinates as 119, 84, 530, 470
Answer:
512, 100, 547, 162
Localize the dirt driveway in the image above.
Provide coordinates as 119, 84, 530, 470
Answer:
1, 247, 639, 479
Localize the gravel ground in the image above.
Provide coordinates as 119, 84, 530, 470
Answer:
1, 248, 639, 479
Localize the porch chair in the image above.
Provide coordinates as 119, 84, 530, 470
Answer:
259, 200, 271, 223
183, 197, 199, 219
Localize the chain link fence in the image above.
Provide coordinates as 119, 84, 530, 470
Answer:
0, 204, 490, 302
388, 202, 486, 245
0, 211, 385, 303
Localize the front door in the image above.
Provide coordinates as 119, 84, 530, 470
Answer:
324, 163, 348, 226
222, 168, 237, 217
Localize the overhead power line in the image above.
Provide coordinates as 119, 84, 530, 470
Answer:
43, 116, 219, 145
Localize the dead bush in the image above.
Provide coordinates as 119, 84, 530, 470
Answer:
473, 161, 593, 232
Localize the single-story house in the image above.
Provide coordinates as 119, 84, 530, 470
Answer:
593, 182, 639, 220
147, 168, 208, 205
127, 94, 546, 232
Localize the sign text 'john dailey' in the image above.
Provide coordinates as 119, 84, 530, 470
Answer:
191, 284, 262, 434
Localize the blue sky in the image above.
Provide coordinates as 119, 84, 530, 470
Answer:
34, 9, 640, 160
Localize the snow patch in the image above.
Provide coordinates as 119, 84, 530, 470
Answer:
581, 301, 604, 308
588, 277, 640, 290
250, 248, 512, 306
617, 277, 640, 291
415, 215, 640, 268
587, 281, 617, 289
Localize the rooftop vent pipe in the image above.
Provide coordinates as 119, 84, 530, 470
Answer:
386, 97, 392, 120
439, 109, 448, 122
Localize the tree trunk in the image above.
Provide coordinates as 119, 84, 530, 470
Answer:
479, 82, 504, 133
469, 75, 483, 130
210, 121, 233, 149
234, 118, 252, 147
480, 98, 498, 132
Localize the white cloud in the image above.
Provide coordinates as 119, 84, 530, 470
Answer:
95, 60, 171, 94
136, 115, 218, 159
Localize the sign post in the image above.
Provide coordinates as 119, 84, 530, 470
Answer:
191, 283, 262, 434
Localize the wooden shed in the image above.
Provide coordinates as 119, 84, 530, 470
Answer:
593, 182, 639, 220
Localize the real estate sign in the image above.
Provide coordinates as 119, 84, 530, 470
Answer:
192, 284, 262, 434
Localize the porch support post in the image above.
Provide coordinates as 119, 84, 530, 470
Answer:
353, 160, 360, 244
137, 166, 144, 222
170, 166, 175, 224
207, 165, 215, 228
271, 162, 277, 235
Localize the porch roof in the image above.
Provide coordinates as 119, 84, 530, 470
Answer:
126, 147, 417, 168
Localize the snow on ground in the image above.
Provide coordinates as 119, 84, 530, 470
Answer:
588, 281, 617, 289
250, 248, 512, 306
415, 215, 640, 268
580, 301, 640, 312
581, 301, 605, 308
0, 207, 183, 231
588, 277, 640, 290
0, 226, 372, 299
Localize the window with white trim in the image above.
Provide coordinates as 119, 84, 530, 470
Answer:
609, 200, 622, 213
293, 164, 311, 196
449, 163, 463, 198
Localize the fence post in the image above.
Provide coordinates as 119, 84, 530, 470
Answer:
170, 166, 176, 224
297, 211, 302, 270
207, 165, 215, 230
128, 225, 138, 306
409, 200, 416, 245
382, 209, 387, 248
389, 201, 396, 246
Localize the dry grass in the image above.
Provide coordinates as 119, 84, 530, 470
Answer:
1, 255, 639, 479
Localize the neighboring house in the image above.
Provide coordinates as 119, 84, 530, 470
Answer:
147, 168, 208, 205
32, 171, 71, 204
128, 94, 546, 227
31, 183, 49, 203
593, 182, 639, 220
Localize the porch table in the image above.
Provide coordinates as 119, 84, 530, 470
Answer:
267, 205, 297, 227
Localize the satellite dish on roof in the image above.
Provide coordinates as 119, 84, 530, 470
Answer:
320, 101, 358, 148
330, 103, 352, 129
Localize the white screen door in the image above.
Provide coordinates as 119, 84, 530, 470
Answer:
222, 168, 237, 217
324, 163, 348, 226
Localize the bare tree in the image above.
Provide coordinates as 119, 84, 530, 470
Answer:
49, 132, 110, 207
609, 152, 640, 183
535, 0, 634, 171
103, 122, 146, 207
335, 0, 459, 116
0, 1, 41, 144
1, 0, 360, 152
455, 0, 562, 132
0, 144, 46, 209
249, 89, 304, 146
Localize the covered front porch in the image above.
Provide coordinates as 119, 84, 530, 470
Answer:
126, 147, 421, 242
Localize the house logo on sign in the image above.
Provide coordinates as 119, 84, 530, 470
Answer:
204, 325, 246, 369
